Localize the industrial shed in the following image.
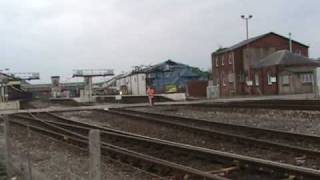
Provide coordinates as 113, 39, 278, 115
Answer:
116, 60, 209, 95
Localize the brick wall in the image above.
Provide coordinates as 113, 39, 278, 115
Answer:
260, 66, 278, 95
213, 51, 236, 96
212, 33, 309, 96
248, 34, 308, 57
187, 80, 208, 97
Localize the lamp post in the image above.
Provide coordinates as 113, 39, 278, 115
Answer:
241, 15, 253, 40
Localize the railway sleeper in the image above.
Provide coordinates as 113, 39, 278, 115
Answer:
8, 113, 320, 180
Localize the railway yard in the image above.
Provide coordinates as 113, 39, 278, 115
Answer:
1, 99, 320, 180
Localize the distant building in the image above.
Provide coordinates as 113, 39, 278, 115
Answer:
253, 50, 320, 95
116, 60, 208, 95
0, 72, 32, 101
23, 82, 84, 98
211, 32, 310, 96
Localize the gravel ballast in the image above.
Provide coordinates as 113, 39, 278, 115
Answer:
54, 110, 320, 170
128, 106, 320, 136
7, 124, 157, 180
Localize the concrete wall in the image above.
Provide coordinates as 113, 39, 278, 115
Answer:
0, 101, 20, 111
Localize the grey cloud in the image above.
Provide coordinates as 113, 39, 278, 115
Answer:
0, 0, 319, 83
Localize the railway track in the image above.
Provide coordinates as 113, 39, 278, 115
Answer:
9, 113, 224, 180
189, 100, 320, 111
108, 108, 320, 151
226, 99, 320, 106
104, 108, 320, 168
8, 111, 320, 179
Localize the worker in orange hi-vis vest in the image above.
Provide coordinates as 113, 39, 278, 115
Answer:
147, 86, 156, 106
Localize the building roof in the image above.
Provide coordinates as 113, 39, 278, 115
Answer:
212, 32, 309, 55
0, 72, 19, 83
128, 60, 183, 75
253, 50, 320, 69
119, 59, 207, 79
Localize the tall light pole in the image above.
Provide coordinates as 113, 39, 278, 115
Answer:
241, 15, 253, 40
288, 32, 293, 52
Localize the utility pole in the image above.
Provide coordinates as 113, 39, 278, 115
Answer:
288, 32, 293, 52
241, 15, 253, 40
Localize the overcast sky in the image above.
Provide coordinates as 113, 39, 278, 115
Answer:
1, 0, 319, 83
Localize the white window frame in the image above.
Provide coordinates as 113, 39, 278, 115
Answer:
221, 71, 226, 86
267, 73, 272, 85
228, 73, 234, 83
282, 75, 289, 85
255, 73, 259, 86
296, 49, 302, 55
221, 55, 224, 66
215, 57, 219, 67
228, 54, 233, 64
300, 73, 313, 83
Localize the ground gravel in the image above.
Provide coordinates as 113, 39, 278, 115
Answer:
7, 124, 157, 180
128, 106, 320, 136
56, 110, 320, 170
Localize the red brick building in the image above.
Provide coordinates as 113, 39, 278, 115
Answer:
211, 32, 309, 96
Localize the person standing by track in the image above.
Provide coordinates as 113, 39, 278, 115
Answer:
147, 86, 156, 106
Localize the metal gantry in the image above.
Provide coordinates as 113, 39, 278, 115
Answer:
72, 69, 114, 103
0, 72, 40, 103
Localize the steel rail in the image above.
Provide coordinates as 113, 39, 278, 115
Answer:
223, 99, 320, 106
108, 108, 320, 151
43, 111, 320, 157
10, 112, 320, 179
189, 102, 320, 111
6, 115, 227, 180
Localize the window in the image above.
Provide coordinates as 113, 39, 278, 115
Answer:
300, 73, 313, 83
295, 49, 302, 55
267, 73, 272, 85
215, 57, 219, 67
222, 71, 226, 86
228, 73, 234, 83
282, 75, 289, 85
255, 73, 259, 86
221, 55, 224, 66
228, 53, 233, 64
239, 72, 245, 82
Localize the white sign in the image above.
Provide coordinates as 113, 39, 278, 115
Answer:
115, 95, 122, 100
271, 77, 277, 83
246, 80, 253, 86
